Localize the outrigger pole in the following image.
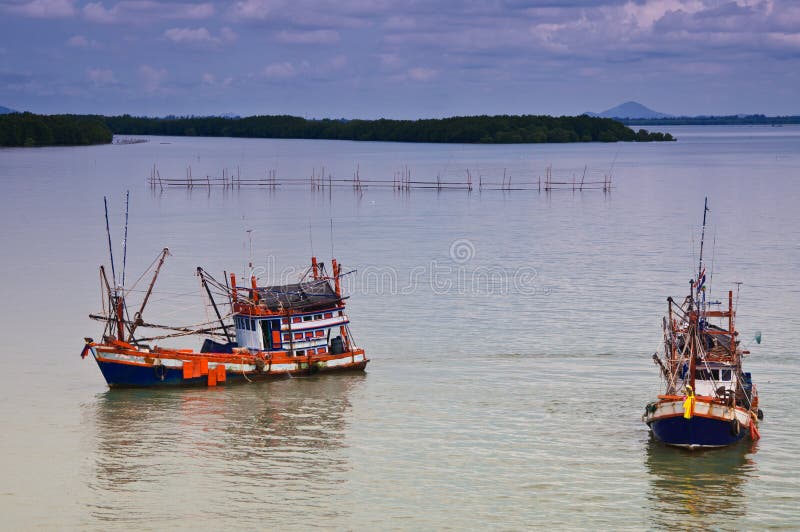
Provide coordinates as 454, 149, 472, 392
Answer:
127, 247, 170, 342
197, 267, 233, 343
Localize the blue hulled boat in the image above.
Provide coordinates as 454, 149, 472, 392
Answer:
643, 198, 763, 449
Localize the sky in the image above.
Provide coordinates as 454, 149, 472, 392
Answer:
0, 0, 798, 118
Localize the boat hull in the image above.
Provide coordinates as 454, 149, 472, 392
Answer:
644, 399, 754, 449
649, 415, 746, 448
88, 343, 368, 388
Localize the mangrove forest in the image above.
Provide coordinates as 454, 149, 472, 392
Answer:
1, 112, 675, 147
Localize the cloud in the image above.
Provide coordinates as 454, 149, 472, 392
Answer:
67, 34, 99, 48
228, 0, 375, 28
220, 26, 238, 42
407, 67, 436, 81
87, 68, 116, 86
274, 29, 340, 45
328, 55, 348, 70
83, 1, 213, 23
163, 26, 237, 47
164, 27, 214, 44
138, 64, 167, 92
5, 0, 76, 18
202, 72, 235, 88
262, 62, 297, 79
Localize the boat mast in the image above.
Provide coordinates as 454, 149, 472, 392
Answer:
103, 196, 125, 340
696, 196, 709, 307
121, 190, 129, 288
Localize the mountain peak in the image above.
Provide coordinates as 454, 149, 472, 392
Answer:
585, 101, 672, 119
0, 105, 18, 114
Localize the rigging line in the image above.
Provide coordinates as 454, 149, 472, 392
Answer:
121, 249, 163, 297
330, 218, 334, 259
103, 196, 117, 287
709, 230, 717, 299
121, 190, 129, 287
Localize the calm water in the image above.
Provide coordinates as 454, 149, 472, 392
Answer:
1, 126, 799, 529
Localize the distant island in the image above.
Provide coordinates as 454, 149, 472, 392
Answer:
1, 111, 675, 147
621, 115, 800, 126
0, 113, 112, 147
105, 114, 674, 144
587, 101, 800, 125
0, 105, 16, 115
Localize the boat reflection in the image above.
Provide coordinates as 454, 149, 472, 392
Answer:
644, 435, 757, 528
83, 375, 365, 524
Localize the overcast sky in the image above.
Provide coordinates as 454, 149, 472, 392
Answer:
0, 0, 798, 118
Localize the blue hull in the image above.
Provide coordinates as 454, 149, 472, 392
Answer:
96, 359, 221, 387
650, 416, 747, 448
94, 358, 367, 388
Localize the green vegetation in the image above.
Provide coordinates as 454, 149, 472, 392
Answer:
105, 114, 674, 143
623, 115, 800, 126
0, 113, 113, 147
0, 112, 676, 147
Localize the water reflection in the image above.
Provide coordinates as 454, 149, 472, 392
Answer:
83, 375, 365, 526
645, 436, 757, 529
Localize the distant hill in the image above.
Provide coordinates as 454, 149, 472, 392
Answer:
586, 101, 672, 119
0, 105, 17, 114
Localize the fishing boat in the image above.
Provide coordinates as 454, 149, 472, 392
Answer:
643, 198, 762, 448
82, 196, 368, 388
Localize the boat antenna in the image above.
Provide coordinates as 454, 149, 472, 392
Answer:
330, 218, 335, 259
121, 190, 130, 288
104, 196, 117, 288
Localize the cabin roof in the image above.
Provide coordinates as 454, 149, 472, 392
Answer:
253, 280, 342, 313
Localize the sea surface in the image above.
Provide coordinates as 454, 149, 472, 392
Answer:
1, 126, 799, 530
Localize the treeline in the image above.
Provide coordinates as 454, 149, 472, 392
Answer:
0, 112, 676, 147
623, 115, 800, 126
0, 113, 113, 147
104, 114, 674, 143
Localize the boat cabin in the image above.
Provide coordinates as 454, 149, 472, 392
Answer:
227, 259, 353, 357
233, 307, 349, 356
687, 362, 737, 398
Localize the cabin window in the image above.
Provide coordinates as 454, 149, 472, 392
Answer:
295, 350, 305, 357
250, 319, 256, 331
281, 318, 288, 324
292, 317, 301, 324
318, 347, 327, 354
303, 315, 313, 322
324, 312, 332, 319
695, 369, 712, 380
314, 314, 322, 320
294, 332, 303, 340
721, 370, 732, 381
711, 369, 720, 380
338, 310, 343, 316
315, 330, 325, 337
305, 331, 313, 339
283, 334, 291, 341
